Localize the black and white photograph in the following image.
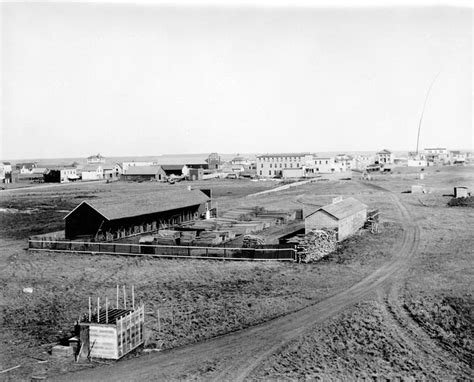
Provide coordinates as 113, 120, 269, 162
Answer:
0, 0, 472, 380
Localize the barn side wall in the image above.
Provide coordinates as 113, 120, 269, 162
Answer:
338, 209, 367, 241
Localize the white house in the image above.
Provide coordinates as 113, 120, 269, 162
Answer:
103, 163, 122, 180
311, 157, 337, 173
0, 162, 12, 183
353, 155, 375, 171
449, 151, 466, 164
81, 164, 104, 181
375, 149, 394, 165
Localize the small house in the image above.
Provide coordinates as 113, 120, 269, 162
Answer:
305, 197, 368, 241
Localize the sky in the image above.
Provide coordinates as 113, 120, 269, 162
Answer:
1, 1, 472, 160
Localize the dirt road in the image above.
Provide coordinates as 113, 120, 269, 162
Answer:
56, 187, 420, 382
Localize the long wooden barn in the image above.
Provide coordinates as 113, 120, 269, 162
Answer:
64, 189, 211, 240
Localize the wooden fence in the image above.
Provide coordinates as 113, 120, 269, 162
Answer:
28, 239, 296, 261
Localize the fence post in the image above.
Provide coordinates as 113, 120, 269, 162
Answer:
98, 243, 101, 253
188, 246, 190, 257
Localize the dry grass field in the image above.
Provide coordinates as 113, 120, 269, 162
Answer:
0, 167, 472, 380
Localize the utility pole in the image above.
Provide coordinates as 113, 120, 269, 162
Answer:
416, 72, 440, 155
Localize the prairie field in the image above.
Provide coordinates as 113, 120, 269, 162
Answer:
0, 167, 472, 381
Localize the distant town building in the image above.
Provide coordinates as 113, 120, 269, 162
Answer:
449, 151, 466, 164
87, 153, 106, 164
375, 149, 394, 165
44, 167, 79, 183
0, 162, 12, 183
103, 163, 122, 180
16, 162, 38, 174
353, 155, 375, 171
206, 153, 222, 170
424, 148, 449, 165
81, 164, 104, 181
122, 161, 157, 172
256, 153, 312, 178
121, 165, 166, 182
282, 168, 305, 178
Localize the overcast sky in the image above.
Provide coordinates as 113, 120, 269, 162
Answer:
1, 1, 472, 160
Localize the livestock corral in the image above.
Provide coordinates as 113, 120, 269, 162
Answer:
0, 168, 473, 381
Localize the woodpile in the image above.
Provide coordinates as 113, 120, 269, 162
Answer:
242, 235, 266, 248
288, 229, 337, 263
194, 231, 222, 246
180, 231, 197, 245
155, 230, 181, 245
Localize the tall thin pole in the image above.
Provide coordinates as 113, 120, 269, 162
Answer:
116, 285, 119, 309
106, 297, 109, 324
123, 285, 127, 309
132, 285, 135, 310
88, 297, 91, 322
97, 297, 100, 323
416, 72, 440, 154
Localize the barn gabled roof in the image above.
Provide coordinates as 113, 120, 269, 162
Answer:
306, 197, 367, 221
64, 189, 210, 221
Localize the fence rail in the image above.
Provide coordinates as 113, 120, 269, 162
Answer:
28, 239, 296, 262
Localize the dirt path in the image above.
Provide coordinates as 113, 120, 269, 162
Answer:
56, 184, 422, 382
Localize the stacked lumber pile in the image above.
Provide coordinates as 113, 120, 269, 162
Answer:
194, 231, 222, 246
289, 229, 337, 263
242, 235, 266, 248
180, 231, 197, 245
155, 230, 181, 245
139, 235, 155, 244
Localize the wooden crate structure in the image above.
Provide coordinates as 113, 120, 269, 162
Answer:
79, 305, 144, 360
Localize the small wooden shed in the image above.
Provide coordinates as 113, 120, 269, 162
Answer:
78, 305, 145, 360
454, 186, 469, 198
305, 197, 368, 241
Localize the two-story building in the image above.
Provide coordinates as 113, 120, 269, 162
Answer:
424, 148, 449, 165
256, 153, 313, 178
375, 149, 394, 165
0, 162, 13, 183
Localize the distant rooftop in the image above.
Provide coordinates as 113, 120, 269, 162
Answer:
257, 153, 311, 158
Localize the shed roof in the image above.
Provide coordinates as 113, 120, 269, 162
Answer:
124, 166, 163, 175
307, 197, 367, 220
377, 149, 392, 154
64, 189, 210, 221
